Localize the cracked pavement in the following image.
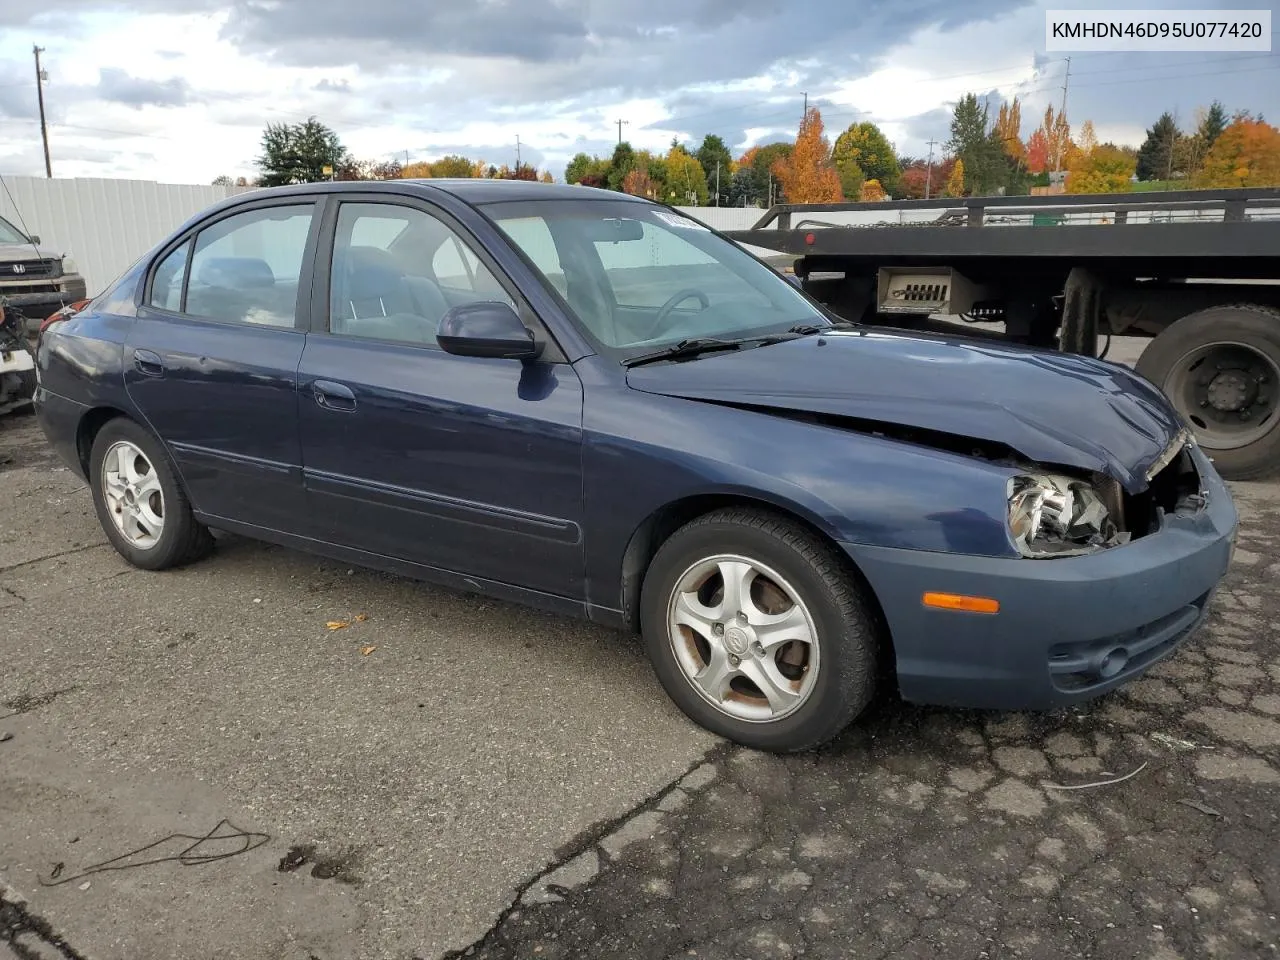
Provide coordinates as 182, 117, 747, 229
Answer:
3, 334, 1279, 959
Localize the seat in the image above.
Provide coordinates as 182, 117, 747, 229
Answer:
331, 245, 447, 344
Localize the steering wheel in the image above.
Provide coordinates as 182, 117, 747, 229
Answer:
645, 288, 710, 339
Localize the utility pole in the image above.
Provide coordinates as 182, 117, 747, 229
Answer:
615, 118, 628, 144
715, 161, 720, 206
802, 91, 808, 121
1053, 57, 1071, 174
516, 134, 521, 168
33, 45, 51, 179
924, 139, 938, 199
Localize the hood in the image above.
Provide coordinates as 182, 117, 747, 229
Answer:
0, 241, 60, 261
625, 329, 1184, 493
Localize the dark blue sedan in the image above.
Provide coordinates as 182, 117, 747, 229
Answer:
33, 180, 1238, 752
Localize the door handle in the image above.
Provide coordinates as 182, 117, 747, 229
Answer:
133, 349, 164, 377
313, 379, 357, 412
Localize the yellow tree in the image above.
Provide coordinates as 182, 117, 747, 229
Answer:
774, 106, 844, 203
665, 147, 710, 204
1077, 120, 1098, 156
1194, 119, 1280, 187
1066, 145, 1136, 193
859, 179, 887, 201
1038, 106, 1074, 170
943, 158, 965, 197
995, 98, 1025, 161
400, 161, 434, 178
538, 170, 554, 183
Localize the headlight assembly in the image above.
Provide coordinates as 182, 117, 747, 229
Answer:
1007, 473, 1129, 558
61, 257, 78, 275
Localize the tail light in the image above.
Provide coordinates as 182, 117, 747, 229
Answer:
39, 299, 90, 336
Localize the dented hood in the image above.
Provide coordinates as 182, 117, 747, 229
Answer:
624, 329, 1184, 493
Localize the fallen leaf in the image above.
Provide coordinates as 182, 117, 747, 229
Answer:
354, 613, 369, 622
360, 645, 376, 656
326, 620, 350, 631
1177, 798, 1223, 818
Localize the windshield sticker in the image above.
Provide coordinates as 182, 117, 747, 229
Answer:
653, 210, 710, 231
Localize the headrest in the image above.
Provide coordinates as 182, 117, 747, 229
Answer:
197, 257, 276, 289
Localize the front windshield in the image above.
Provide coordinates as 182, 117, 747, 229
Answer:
483, 198, 828, 357
0, 216, 29, 245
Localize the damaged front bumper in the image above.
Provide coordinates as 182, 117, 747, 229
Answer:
845, 443, 1237, 711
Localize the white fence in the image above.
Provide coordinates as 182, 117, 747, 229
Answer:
0, 174, 778, 297
0, 176, 250, 296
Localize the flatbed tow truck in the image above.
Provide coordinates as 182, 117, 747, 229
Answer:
723, 187, 1280, 480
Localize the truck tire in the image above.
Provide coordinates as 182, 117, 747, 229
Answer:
1135, 303, 1280, 481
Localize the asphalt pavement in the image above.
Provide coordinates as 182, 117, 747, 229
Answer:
2, 336, 1278, 960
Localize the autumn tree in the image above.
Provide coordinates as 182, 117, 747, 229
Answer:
859, 179, 888, 201
1026, 128, 1050, 174
1136, 112, 1181, 181
898, 156, 955, 199
775, 107, 844, 203
1077, 120, 1097, 156
732, 142, 794, 204
994, 97, 1025, 161
539, 171, 554, 183
1194, 119, 1280, 187
622, 166, 656, 198
1066, 145, 1136, 193
832, 121, 900, 198
943, 158, 965, 197
665, 146, 710, 204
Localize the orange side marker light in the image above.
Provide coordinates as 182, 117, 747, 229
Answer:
922, 592, 1000, 614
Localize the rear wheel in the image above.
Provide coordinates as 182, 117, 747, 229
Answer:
1135, 304, 1280, 480
89, 418, 214, 570
639, 507, 878, 753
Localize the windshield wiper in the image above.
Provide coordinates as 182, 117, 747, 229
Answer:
622, 338, 745, 368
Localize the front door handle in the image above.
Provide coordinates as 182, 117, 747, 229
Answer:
134, 349, 164, 378
313, 379, 357, 412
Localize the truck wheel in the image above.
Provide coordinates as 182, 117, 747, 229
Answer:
1135, 303, 1280, 480
639, 507, 878, 753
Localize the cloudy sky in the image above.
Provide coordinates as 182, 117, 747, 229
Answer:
0, 0, 1276, 185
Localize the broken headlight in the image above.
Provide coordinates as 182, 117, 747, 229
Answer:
1007, 473, 1129, 558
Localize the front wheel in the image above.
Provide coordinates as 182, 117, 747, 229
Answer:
1135, 304, 1280, 480
639, 508, 879, 753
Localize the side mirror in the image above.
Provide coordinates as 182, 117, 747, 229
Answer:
28, 234, 40, 245
437, 301, 541, 360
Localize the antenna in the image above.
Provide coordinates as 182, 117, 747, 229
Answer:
615, 118, 629, 144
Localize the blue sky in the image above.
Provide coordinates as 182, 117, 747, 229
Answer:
0, 0, 1275, 183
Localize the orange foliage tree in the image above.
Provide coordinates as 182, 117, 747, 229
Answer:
859, 179, 887, 201
774, 107, 844, 203
622, 167, 655, 198
1026, 128, 1050, 174
1194, 119, 1280, 187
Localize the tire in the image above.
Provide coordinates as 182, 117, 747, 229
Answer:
639, 507, 878, 753
1135, 303, 1280, 481
88, 417, 214, 570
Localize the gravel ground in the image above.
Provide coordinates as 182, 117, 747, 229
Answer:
2, 334, 1277, 959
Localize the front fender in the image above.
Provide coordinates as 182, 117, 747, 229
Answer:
581, 372, 1020, 612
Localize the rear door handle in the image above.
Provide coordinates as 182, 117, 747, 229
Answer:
313, 379, 356, 412
134, 349, 164, 377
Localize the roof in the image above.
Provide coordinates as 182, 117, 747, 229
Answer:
413, 178, 645, 205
